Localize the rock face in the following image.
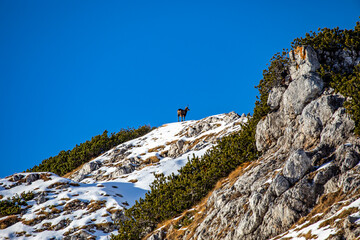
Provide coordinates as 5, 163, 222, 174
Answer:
147, 46, 360, 240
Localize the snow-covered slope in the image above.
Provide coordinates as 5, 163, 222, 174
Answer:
0, 112, 247, 240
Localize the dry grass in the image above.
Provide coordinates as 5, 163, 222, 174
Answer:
62, 162, 88, 178
165, 140, 178, 146
0, 215, 19, 229
128, 179, 138, 183
148, 145, 165, 153
295, 190, 345, 229
160, 150, 168, 157
319, 207, 358, 229
184, 133, 217, 150
87, 200, 106, 213
148, 162, 254, 240
228, 161, 256, 185
298, 230, 318, 239
144, 156, 160, 165
39, 173, 52, 181
48, 181, 68, 189
107, 207, 122, 215
22, 215, 46, 226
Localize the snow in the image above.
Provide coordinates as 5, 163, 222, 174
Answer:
274, 195, 360, 240
0, 112, 246, 239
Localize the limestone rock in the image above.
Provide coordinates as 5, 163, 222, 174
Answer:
298, 94, 342, 139
35, 192, 48, 204
335, 143, 360, 173
283, 149, 312, 184
282, 74, 323, 118
271, 174, 290, 196
289, 45, 320, 80
12, 174, 24, 182
320, 108, 355, 147
314, 164, 338, 185
26, 173, 40, 184
267, 86, 286, 110
255, 111, 284, 152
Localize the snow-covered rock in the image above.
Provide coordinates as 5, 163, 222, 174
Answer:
0, 112, 247, 240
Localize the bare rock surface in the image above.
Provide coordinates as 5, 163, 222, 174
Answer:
147, 47, 360, 240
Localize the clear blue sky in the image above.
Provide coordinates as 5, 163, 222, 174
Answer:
0, 0, 359, 178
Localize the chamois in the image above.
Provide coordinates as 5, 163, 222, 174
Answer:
177, 106, 190, 122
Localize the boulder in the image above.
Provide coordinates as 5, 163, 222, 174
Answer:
335, 143, 360, 173
267, 87, 286, 110
289, 45, 320, 80
35, 192, 48, 204
282, 74, 323, 118
283, 149, 312, 184
271, 174, 290, 196
298, 94, 342, 139
25, 173, 40, 184
320, 108, 355, 147
314, 164, 338, 185
12, 174, 24, 182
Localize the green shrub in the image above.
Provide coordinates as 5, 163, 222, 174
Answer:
111, 51, 286, 240
0, 192, 34, 217
27, 125, 154, 176
293, 20, 360, 135
112, 20, 360, 240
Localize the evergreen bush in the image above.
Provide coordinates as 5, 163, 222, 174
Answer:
112, 20, 360, 240
28, 126, 153, 176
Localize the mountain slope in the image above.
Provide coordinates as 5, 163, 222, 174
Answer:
147, 34, 360, 239
0, 112, 247, 240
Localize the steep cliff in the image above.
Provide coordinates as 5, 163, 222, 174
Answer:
147, 46, 360, 240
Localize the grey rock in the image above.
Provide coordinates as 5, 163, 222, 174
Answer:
289, 46, 320, 80
85, 161, 102, 172
176, 139, 185, 151
147, 229, 166, 240
111, 164, 136, 178
336, 144, 360, 173
267, 87, 286, 110
320, 108, 355, 147
282, 74, 323, 118
12, 174, 24, 181
25, 173, 40, 183
314, 164, 338, 185
272, 174, 290, 196
255, 111, 284, 152
35, 192, 48, 204
298, 94, 342, 139
283, 149, 312, 184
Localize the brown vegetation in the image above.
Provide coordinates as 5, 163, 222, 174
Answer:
0, 215, 19, 229
87, 200, 106, 213
148, 145, 165, 153
144, 156, 160, 165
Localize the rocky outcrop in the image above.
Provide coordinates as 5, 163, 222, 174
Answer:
68, 112, 247, 183
148, 46, 360, 240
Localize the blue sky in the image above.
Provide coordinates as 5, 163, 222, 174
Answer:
0, 0, 359, 178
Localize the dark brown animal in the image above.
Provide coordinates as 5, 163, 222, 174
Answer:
177, 107, 190, 122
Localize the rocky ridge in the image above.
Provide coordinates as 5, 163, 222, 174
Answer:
0, 112, 247, 240
147, 46, 360, 240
